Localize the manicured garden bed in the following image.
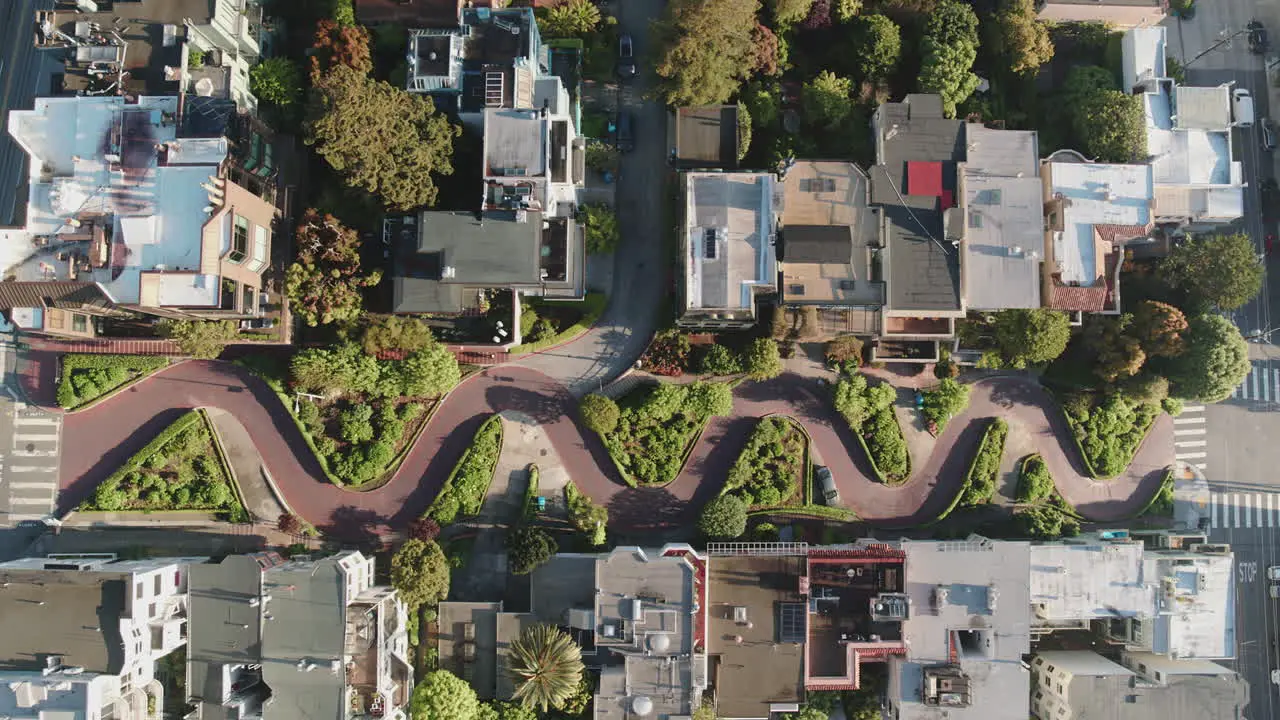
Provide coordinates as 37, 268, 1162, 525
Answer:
959, 418, 1007, 507
724, 416, 807, 507
83, 410, 245, 520
426, 415, 503, 525
57, 354, 169, 410
597, 382, 732, 486
832, 373, 910, 484
920, 379, 970, 434
1060, 392, 1160, 478
1012, 453, 1080, 539
565, 480, 609, 546
509, 292, 608, 355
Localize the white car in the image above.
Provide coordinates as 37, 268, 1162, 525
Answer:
1269, 566, 1280, 581
1233, 88, 1256, 127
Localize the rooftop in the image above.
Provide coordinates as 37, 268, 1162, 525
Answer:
436, 602, 501, 699
355, 0, 462, 26
187, 554, 273, 717
673, 106, 740, 170
682, 172, 777, 316
870, 95, 965, 314
260, 556, 349, 720
779, 161, 882, 306
1122, 26, 1167, 93
484, 109, 547, 178
892, 538, 1032, 720
962, 127, 1043, 310
1032, 651, 1248, 720
0, 567, 128, 674
457, 8, 540, 113
1045, 161, 1152, 289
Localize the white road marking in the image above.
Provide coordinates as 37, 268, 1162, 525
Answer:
7, 482, 54, 490
1175, 440, 1208, 448
13, 417, 57, 426
1173, 428, 1208, 436
8, 496, 48, 505
1176, 451, 1208, 459
1173, 416, 1206, 425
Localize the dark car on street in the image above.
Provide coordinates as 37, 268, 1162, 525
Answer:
617, 33, 637, 81
1250, 20, 1269, 54
613, 111, 635, 153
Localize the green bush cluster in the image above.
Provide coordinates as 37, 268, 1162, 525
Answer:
724, 417, 805, 507
921, 379, 970, 433
1015, 454, 1054, 503
565, 481, 608, 546
1015, 504, 1080, 540
831, 373, 909, 483
523, 464, 541, 522
427, 416, 503, 525
960, 418, 1007, 507
57, 354, 168, 409
290, 340, 460, 400
510, 293, 608, 355
1138, 471, 1175, 518
599, 382, 732, 485
307, 399, 424, 485
699, 344, 743, 376
85, 411, 242, 517
1062, 392, 1160, 477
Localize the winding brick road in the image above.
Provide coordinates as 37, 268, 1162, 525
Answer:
46, 355, 1171, 539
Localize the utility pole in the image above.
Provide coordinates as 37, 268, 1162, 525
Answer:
1184, 26, 1251, 68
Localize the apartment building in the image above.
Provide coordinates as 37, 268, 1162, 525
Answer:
186, 551, 413, 720
0, 554, 205, 720
0, 94, 277, 337
184, 0, 267, 113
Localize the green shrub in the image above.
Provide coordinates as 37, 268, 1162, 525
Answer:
825, 336, 863, 366
831, 373, 908, 483
598, 384, 728, 486
1161, 397, 1184, 416
1015, 506, 1080, 539
57, 354, 168, 409
724, 417, 805, 507
565, 481, 608, 545
699, 495, 748, 539
425, 416, 503, 525
699, 344, 743, 375
1065, 393, 1159, 477
921, 379, 970, 432
339, 404, 375, 444
507, 525, 556, 575
579, 393, 620, 434
1015, 454, 1053, 503
961, 418, 1007, 506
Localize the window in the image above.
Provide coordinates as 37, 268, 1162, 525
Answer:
72, 314, 87, 333
1138, 663, 1147, 674
230, 216, 250, 263
968, 213, 983, 229
136, 583, 144, 599
1046, 665, 1055, 673
154, 575, 161, 594
788, 284, 805, 296
1125, 695, 1138, 703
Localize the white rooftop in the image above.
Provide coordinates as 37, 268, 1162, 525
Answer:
1122, 26, 1166, 93
684, 172, 777, 313
1049, 162, 1152, 285
963, 127, 1043, 310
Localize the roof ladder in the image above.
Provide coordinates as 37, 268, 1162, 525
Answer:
485, 72, 504, 107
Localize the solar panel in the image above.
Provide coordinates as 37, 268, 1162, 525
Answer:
779, 602, 805, 644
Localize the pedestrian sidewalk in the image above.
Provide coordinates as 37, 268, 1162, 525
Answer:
204, 407, 290, 523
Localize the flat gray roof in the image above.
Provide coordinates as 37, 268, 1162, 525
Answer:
437, 602, 501, 699
187, 555, 267, 715
962, 174, 1043, 309
1035, 652, 1247, 720
0, 568, 127, 674
484, 109, 547, 177
260, 557, 348, 720
674, 106, 739, 170
683, 172, 776, 314
530, 555, 596, 626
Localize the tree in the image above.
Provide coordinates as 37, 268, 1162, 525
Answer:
851, 15, 901, 82
742, 81, 781, 129
700, 344, 743, 375
1164, 314, 1250, 402
362, 316, 434, 356
390, 538, 450, 610
579, 394, 620, 434
1083, 314, 1146, 382
994, 309, 1071, 367
158, 320, 238, 359
582, 203, 620, 254
749, 23, 782, 76
919, 37, 979, 118
277, 512, 303, 535
686, 382, 734, 418
802, 71, 855, 129
835, 0, 862, 22
408, 516, 441, 541
539, 0, 601, 38
1129, 300, 1188, 358
925, 0, 978, 46
411, 670, 480, 720
825, 335, 864, 366
393, 343, 461, 397
771, 0, 816, 24
310, 19, 373, 81
921, 378, 970, 431
1062, 64, 1117, 103
507, 526, 556, 575
653, 0, 759, 107
994, 0, 1053, 74
699, 494, 748, 539
290, 342, 381, 395
286, 210, 382, 327
1158, 233, 1264, 312
479, 701, 539, 720
306, 65, 460, 210
1075, 89, 1146, 163
742, 338, 783, 381
250, 57, 302, 107
801, 0, 833, 28
508, 624, 585, 711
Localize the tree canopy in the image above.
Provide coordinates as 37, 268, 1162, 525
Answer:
538, 0, 600, 38
306, 65, 460, 210
507, 624, 585, 711
653, 0, 760, 107
310, 18, 373, 81
1129, 300, 1188, 358
1083, 314, 1146, 383
994, 309, 1071, 367
285, 210, 382, 327
390, 538, 450, 610
699, 494, 748, 539
1076, 89, 1146, 163
250, 57, 302, 107
158, 320, 238, 359
1158, 233, 1264, 312
391, 343, 462, 398
579, 393, 621, 435
411, 670, 479, 720
361, 316, 434, 356
771, 0, 816, 24
802, 71, 855, 129
994, 0, 1053, 74
743, 338, 784, 381
507, 526, 556, 575
851, 14, 902, 82
291, 341, 381, 395
1164, 314, 1250, 402
917, 0, 980, 117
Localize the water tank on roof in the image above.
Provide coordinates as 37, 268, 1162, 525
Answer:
631, 697, 653, 716
647, 634, 671, 653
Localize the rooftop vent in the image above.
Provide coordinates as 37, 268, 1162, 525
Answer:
631, 696, 653, 716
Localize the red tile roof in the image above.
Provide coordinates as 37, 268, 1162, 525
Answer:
1094, 224, 1149, 245
1048, 284, 1110, 312
906, 161, 943, 197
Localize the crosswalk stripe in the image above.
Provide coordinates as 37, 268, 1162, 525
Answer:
8, 497, 48, 506
12, 450, 55, 458
1173, 428, 1207, 436
8, 466, 54, 473
1183, 405, 1205, 412
1267, 495, 1273, 528
1234, 494, 1241, 527
7, 482, 54, 490
13, 433, 56, 443
1177, 451, 1208, 459
13, 417, 58, 426
1175, 440, 1208, 448
1173, 416, 1206, 425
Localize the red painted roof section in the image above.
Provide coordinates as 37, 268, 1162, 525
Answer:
907, 161, 943, 197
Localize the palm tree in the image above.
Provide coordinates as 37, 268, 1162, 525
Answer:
507, 624, 585, 711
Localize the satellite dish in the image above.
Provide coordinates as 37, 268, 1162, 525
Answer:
195, 77, 215, 97
631, 697, 653, 716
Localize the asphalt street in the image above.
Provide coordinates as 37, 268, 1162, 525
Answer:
0, 0, 55, 226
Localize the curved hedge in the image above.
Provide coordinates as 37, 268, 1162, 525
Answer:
425, 415, 503, 525
57, 354, 169, 410
959, 418, 1007, 507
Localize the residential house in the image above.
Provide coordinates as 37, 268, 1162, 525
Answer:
437, 546, 706, 717
776, 160, 883, 333
1036, 0, 1165, 29
962, 126, 1044, 310
183, 0, 265, 114
0, 554, 205, 720
356, 0, 463, 27
0, 94, 278, 337
671, 106, 742, 170
1040, 161, 1152, 315
1123, 26, 1245, 227
1029, 650, 1248, 720
677, 172, 779, 328
186, 551, 413, 720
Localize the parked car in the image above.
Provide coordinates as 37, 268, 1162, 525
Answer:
1263, 118, 1277, 150
614, 111, 635, 153
1268, 566, 1280, 581
816, 466, 840, 505
1249, 20, 1269, 54
617, 33, 637, 80
1270, 584, 1280, 598
1233, 88, 1255, 127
